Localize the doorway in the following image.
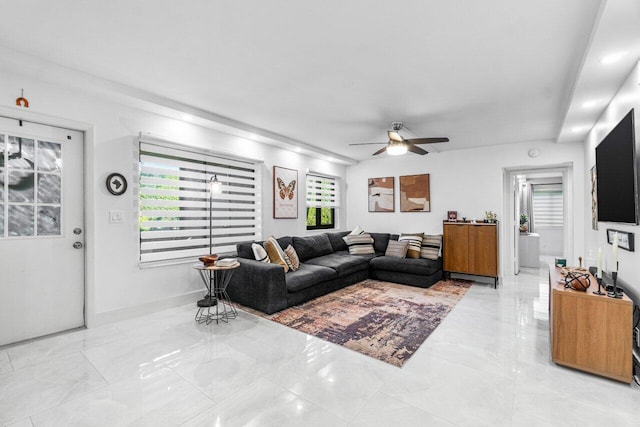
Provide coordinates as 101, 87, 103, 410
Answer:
503, 164, 573, 276
0, 117, 85, 346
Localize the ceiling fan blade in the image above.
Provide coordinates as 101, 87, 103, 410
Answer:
406, 137, 449, 144
407, 145, 428, 155
387, 130, 404, 142
372, 146, 388, 156
349, 142, 389, 146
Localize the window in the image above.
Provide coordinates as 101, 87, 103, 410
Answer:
532, 183, 563, 228
138, 139, 261, 264
306, 174, 338, 230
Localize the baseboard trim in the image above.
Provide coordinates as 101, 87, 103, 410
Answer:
90, 291, 200, 327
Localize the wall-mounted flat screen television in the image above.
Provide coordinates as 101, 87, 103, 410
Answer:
596, 109, 637, 224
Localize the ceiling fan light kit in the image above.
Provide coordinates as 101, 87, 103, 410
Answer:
350, 121, 449, 156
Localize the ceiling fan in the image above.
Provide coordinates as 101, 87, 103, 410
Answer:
350, 122, 449, 156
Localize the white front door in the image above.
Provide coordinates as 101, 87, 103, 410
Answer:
0, 118, 84, 346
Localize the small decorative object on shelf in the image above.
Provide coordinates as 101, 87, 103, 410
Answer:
485, 211, 497, 223
564, 271, 590, 291
519, 213, 528, 232
447, 211, 457, 221
199, 254, 219, 267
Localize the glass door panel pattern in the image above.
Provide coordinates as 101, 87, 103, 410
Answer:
0, 134, 62, 237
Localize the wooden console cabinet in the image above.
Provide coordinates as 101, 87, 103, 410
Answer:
548, 266, 632, 383
443, 222, 499, 286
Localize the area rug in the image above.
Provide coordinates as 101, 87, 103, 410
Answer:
245, 279, 472, 367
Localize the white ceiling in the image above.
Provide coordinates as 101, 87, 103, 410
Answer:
0, 0, 636, 161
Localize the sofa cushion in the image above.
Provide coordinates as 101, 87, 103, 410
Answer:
421, 234, 443, 260
326, 231, 350, 252
284, 244, 300, 271
285, 263, 338, 292
306, 253, 370, 277
237, 242, 255, 259
343, 233, 375, 255
370, 256, 442, 276
370, 233, 391, 253
251, 243, 270, 263
399, 232, 424, 258
292, 234, 334, 261
264, 236, 289, 273
385, 240, 408, 258
332, 250, 379, 260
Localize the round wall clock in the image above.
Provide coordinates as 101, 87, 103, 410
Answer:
106, 173, 128, 196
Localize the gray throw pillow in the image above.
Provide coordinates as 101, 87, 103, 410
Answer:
385, 240, 408, 258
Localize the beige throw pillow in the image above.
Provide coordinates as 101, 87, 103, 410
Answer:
343, 233, 375, 255
264, 236, 289, 272
399, 232, 424, 258
284, 245, 300, 271
385, 240, 408, 258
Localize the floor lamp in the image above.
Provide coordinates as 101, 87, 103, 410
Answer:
209, 174, 223, 254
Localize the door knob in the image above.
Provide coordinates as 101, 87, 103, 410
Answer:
73, 242, 84, 249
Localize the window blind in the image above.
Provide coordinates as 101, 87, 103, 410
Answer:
305, 174, 339, 208
139, 141, 261, 263
532, 183, 563, 228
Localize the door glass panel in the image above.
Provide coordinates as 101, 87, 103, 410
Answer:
0, 134, 5, 167
8, 171, 35, 202
38, 141, 62, 171
37, 206, 60, 235
7, 136, 34, 169
8, 204, 34, 236
37, 173, 61, 204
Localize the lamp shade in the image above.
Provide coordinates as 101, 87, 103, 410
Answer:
387, 143, 408, 156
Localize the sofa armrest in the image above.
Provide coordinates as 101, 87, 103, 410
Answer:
226, 258, 288, 314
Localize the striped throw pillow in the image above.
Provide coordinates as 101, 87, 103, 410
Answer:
349, 225, 365, 235
421, 234, 442, 260
385, 240, 408, 258
284, 245, 300, 271
343, 233, 375, 255
399, 232, 424, 258
264, 236, 290, 272
251, 243, 270, 263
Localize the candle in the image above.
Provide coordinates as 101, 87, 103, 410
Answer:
597, 248, 602, 278
612, 232, 619, 272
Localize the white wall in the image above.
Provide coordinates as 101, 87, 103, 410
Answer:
583, 62, 640, 287
0, 67, 347, 326
346, 140, 585, 275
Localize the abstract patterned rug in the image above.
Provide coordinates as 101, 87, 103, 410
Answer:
246, 279, 472, 367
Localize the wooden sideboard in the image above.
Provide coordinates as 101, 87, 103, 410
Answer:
443, 221, 499, 287
548, 265, 632, 383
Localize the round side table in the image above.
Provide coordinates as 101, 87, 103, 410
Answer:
192, 262, 239, 324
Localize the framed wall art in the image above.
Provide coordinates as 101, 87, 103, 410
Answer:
273, 166, 298, 218
399, 174, 431, 212
606, 229, 634, 252
368, 177, 394, 212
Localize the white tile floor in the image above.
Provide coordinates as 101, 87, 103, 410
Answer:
1, 266, 638, 426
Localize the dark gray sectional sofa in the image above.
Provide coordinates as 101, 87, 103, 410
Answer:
227, 231, 443, 314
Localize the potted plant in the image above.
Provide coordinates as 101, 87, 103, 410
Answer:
519, 213, 528, 232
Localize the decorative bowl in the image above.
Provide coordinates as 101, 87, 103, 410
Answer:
199, 254, 219, 266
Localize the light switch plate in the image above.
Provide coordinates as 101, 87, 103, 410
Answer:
109, 210, 124, 224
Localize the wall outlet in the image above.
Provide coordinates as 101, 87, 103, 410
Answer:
109, 210, 124, 224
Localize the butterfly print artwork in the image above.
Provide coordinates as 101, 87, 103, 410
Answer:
277, 177, 296, 200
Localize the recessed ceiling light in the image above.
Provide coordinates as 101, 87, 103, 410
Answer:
600, 51, 628, 65
182, 114, 193, 121
582, 100, 598, 109
294, 147, 302, 153
572, 126, 587, 133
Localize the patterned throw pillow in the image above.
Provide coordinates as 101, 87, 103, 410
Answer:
284, 245, 300, 271
399, 232, 424, 259
264, 236, 290, 272
349, 225, 365, 235
343, 233, 375, 255
385, 240, 408, 258
251, 243, 270, 263
421, 234, 443, 260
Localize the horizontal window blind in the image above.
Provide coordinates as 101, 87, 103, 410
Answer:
532, 183, 563, 228
305, 174, 339, 208
139, 141, 261, 263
